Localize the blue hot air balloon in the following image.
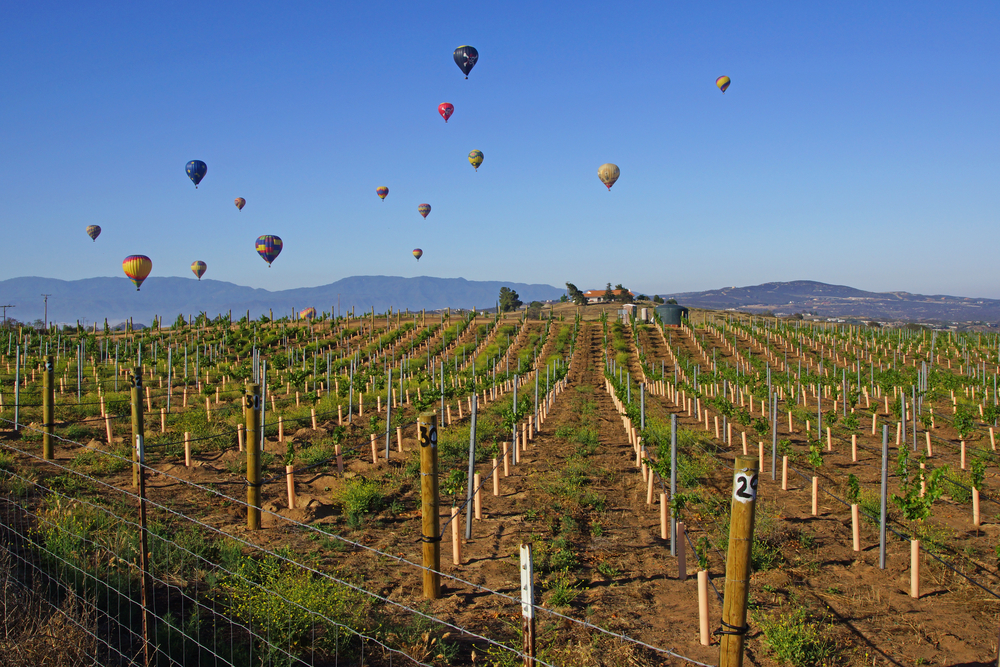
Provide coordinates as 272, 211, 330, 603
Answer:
186, 160, 207, 188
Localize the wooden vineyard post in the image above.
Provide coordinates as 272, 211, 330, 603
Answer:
42, 355, 53, 460
130, 366, 144, 489
245, 383, 262, 530
135, 427, 152, 667
520, 544, 536, 667
719, 455, 759, 667
418, 412, 440, 599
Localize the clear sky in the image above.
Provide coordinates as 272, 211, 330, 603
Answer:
1, 2, 997, 299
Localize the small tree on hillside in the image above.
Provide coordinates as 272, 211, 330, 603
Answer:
603, 283, 614, 302
565, 282, 587, 306
498, 287, 522, 313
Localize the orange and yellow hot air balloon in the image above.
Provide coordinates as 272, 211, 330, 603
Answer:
299, 307, 317, 320
376, 186, 388, 201
235, 197, 246, 211
122, 255, 152, 291
716, 76, 731, 93
191, 261, 207, 280
412, 248, 423, 261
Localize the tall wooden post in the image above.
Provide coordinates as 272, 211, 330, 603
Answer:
130, 367, 144, 488
418, 412, 440, 598
42, 355, 53, 460
135, 428, 152, 667
245, 383, 262, 530
719, 455, 759, 667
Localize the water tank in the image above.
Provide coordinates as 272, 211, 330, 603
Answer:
655, 304, 689, 326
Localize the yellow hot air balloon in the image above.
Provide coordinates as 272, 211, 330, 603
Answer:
716, 76, 731, 93
598, 163, 620, 190
468, 150, 484, 171
122, 255, 152, 291
299, 307, 317, 320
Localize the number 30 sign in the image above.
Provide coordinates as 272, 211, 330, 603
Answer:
734, 471, 758, 503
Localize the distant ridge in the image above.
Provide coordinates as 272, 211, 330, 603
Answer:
0, 276, 565, 325
668, 280, 1000, 324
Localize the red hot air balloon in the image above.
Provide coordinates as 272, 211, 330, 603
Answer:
438, 103, 454, 123
417, 203, 431, 219
412, 248, 423, 261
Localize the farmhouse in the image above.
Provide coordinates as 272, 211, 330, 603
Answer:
582, 289, 633, 304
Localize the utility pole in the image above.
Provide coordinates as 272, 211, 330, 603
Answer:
42, 294, 51, 330
0, 305, 14, 327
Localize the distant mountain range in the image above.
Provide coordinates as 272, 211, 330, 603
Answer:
0, 276, 565, 325
669, 280, 1000, 324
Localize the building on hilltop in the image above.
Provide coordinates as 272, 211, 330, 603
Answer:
582, 289, 633, 304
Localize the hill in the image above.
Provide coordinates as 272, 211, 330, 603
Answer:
668, 280, 1000, 324
0, 276, 565, 325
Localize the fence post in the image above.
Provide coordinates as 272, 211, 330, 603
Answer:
520, 543, 536, 667
42, 355, 53, 460
245, 383, 262, 530
130, 366, 144, 488
136, 429, 152, 667
719, 454, 759, 667
418, 412, 440, 598
880, 424, 888, 569
466, 393, 477, 540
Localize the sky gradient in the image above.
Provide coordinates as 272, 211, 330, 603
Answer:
2, 2, 997, 299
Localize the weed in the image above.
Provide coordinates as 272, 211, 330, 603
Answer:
337, 478, 384, 529
589, 520, 603, 537
758, 607, 837, 667
544, 569, 581, 608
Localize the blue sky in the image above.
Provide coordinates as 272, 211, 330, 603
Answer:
1, 2, 997, 298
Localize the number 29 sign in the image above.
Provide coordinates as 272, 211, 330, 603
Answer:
733, 470, 758, 504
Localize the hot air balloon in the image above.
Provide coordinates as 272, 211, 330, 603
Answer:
235, 197, 246, 211
716, 76, 731, 93
438, 103, 454, 123
256, 235, 283, 267
598, 163, 620, 190
453, 46, 479, 79
412, 248, 423, 261
191, 261, 207, 280
418, 203, 431, 219
122, 255, 152, 291
299, 307, 317, 320
376, 186, 389, 201
468, 150, 483, 171
86, 225, 101, 242
186, 160, 207, 188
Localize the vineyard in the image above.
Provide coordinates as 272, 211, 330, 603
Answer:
0, 305, 998, 666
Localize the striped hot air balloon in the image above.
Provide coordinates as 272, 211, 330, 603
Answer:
122, 255, 152, 291
412, 248, 423, 261
86, 225, 101, 242
299, 307, 317, 320
191, 261, 207, 280
716, 76, 731, 93
376, 186, 388, 201
417, 203, 431, 219
256, 235, 283, 267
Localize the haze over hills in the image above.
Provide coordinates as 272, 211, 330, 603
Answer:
668, 280, 1000, 324
0, 276, 565, 325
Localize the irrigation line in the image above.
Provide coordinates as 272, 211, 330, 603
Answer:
783, 461, 1000, 601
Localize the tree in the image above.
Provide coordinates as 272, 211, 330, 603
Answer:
565, 282, 587, 306
526, 301, 543, 319
614, 284, 633, 304
498, 287, 522, 313
653, 295, 665, 304
666, 298, 678, 305
603, 283, 614, 302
